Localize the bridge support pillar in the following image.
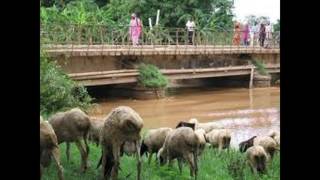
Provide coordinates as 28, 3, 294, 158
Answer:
253, 73, 271, 88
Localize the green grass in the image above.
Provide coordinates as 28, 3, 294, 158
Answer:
252, 59, 269, 76
42, 142, 280, 180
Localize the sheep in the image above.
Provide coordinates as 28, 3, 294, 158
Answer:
40, 116, 64, 180
189, 118, 222, 133
48, 108, 91, 172
205, 129, 231, 151
268, 130, 280, 148
157, 127, 199, 180
239, 136, 278, 159
188, 118, 199, 129
100, 106, 143, 180
88, 117, 104, 146
140, 127, 173, 164
246, 145, 268, 174
194, 129, 207, 155
176, 121, 195, 130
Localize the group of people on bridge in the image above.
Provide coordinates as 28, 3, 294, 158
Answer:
129, 12, 277, 47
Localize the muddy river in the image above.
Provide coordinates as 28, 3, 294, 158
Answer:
89, 87, 280, 147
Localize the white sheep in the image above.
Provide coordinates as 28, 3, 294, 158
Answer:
239, 135, 278, 159
194, 129, 207, 155
88, 117, 104, 146
205, 129, 231, 150
157, 127, 199, 179
268, 130, 280, 148
189, 118, 222, 133
246, 145, 269, 174
140, 127, 173, 164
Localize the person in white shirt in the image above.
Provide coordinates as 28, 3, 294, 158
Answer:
186, 18, 196, 45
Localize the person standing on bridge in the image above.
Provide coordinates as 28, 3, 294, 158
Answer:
129, 13, 143, 46
242, 23, 250, 46
258, 23, 266, 47
232, 22, 241, 46
186, 18, 196, 45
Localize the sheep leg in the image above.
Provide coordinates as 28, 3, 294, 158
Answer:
185, 153, 196, 178
52, 147, 64, 180
83, 134, 90, 157
111, 144, 120, 180
40, 164, 43, 179
66, 142, 70, 162
148, 153, 153, 164
101, 147, 107, 180
193, 151, 198, 180
75, 140, 88, 173
135, 140, 142, 180
177, 158, 183, 174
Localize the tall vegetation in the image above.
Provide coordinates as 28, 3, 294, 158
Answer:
40, 49, 92, 117
41, 0, 235, 30
137, 63, 168, 88
252, 59, 268, 76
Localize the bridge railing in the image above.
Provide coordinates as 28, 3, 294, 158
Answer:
40, 24, 280, 48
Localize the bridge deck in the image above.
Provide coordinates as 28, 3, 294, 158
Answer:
44, 45, 280, 56
69, 64, 280, 86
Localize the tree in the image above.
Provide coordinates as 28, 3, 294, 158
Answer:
273, 19, 280, 31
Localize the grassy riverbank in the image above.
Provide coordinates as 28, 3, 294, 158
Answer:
42, 141, 279, 180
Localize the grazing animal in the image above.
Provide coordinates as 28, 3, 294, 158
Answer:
140, 127, 173, 164
88, 117, 104, 146
268, 130, 280, 148
40, 117, 64, 180
194, 129, 207, 155
205, 129, 231, 150
176, 121, 195, 130
157, 127, 199, 180
246, 145, 268, 174
100, 106, 143, 180
239, 136, 278, 158
48, 108, 91, 172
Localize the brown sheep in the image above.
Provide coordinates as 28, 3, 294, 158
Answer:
246, 145, 268, 173
239, 136, 278, 159
40, 117, 64, 180
100, 106, 144, 180
49, 108, 91, 172
157, 127, 199, 180
140, 127, 173, 164
205, 129, 232, 150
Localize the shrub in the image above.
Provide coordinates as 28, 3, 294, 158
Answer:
40, 49, 92, 117
252, 59, 268, 76
137, 63, 168, 88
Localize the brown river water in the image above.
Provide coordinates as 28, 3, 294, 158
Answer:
88, 87, 280, 148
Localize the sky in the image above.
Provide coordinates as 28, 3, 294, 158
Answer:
233, 0, 280, 23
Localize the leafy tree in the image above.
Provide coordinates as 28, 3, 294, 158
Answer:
40, 48, 92, 116
273, 19, 280, 31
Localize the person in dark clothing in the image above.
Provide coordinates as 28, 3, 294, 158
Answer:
259, 23, 266, 47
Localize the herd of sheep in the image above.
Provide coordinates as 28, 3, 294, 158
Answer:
40, 106, 280, 180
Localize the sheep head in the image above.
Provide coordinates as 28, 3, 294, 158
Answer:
111, 106, 144, 141
239, 136, 256, 153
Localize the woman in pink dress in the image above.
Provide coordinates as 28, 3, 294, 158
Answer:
242, 23, 249, 46
129, 13, 142, 46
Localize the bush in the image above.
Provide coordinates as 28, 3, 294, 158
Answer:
252, 59, 269, 76
137, 63, 168, 88
40, 49, 92, 117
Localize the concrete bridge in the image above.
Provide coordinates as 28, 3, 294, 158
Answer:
42, 26, 280, 87
69, 64, 280, 86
